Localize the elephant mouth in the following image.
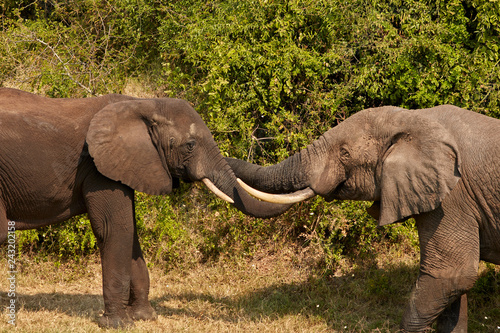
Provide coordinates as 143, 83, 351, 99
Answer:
320, 180, 346, 202
201, 178, 234, 204
323, 190, 339, 202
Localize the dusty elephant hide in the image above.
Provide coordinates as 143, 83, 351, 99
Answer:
0, 88, 289, 328
228, 105, 500, 333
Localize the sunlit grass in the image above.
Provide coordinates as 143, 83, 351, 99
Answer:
0, 243, 411, 332
1, 240, 499, 332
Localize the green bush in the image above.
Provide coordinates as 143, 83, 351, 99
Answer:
159, 0, 500, 165
1, 0, 161, 96
16, 215, 97, 264
159, 0, 353, 162
2, 0, 500, 268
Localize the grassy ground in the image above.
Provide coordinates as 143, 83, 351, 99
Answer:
1, 243, 499, 332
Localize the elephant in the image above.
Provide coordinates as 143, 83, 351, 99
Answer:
226, 105, 500, 332
0, 88, 289, 328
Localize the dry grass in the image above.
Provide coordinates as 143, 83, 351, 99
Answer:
1, 244, 498, 332
0, 244, 411, 333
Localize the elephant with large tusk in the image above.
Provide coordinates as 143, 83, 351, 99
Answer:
0, 88, 290, 328
227, 105, 500, 333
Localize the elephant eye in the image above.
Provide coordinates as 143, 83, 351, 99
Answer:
340, 147, 350, 159
186, 140, 196, 152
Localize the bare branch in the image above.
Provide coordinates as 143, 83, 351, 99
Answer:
31, 34, 94, 95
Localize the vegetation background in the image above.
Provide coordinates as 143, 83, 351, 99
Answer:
1, 0, 500, 331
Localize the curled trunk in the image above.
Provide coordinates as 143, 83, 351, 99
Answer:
226, 134, 332, 194
204, 152, 292, 218
226, 153, 308, 194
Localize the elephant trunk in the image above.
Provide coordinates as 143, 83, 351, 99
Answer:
228, 135, 331, 192
226, 134, 337, 204
201, 147, 292, 218
227, 148, 311, 193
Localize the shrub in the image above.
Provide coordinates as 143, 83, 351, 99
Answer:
159, 0, 500, 166
16, 216, 97, 264
3, 0, 500, 268
1, 0, 161, 96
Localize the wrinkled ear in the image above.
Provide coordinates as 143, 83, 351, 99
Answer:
86, 100, 172, 195
378, 114, 461, 226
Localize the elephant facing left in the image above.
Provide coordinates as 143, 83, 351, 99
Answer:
0, 88, 289, 328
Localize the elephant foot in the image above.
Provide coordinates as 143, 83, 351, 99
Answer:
127, 304, 158, 321
97, 313, 134, 329
399, 326, 434, 333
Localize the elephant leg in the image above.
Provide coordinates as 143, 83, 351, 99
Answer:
401, 274, 471, 332
0, 202, 8, 244
400, 208, 478, 332
127, 223, 157, 321
436, 294, 468, 333
83, 178, 136, 328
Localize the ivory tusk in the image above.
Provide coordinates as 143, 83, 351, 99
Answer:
202, 178, 234, 204
237, 178, 316, 204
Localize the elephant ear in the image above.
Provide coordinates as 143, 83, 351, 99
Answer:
86, 100, 172, 195
377, 111, 461, 226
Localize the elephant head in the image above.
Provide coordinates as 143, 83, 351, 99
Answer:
227, 106, 462, 225
86, 98, 290, 218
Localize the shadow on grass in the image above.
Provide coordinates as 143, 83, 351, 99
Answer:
151, 263, 500, 332
4, 262, 498, 332
1, 263, 417, 330
152, 263, 419, 331
0, 292, 103, 319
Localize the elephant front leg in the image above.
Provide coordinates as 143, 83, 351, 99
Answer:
400, 274, 471, 332
93, 224, 135, 328
93, 229, 135, 328
436, 294, 468, 333
85, 182, 136, 328
400, 210, 479, 332
127, 225, 157, 321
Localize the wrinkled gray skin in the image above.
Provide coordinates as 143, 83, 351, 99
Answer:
0, 88, 289, 328
227, 105, 500, 333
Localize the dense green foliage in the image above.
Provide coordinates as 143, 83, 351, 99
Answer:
158, 0, 500, 160
1, 0, 500, 269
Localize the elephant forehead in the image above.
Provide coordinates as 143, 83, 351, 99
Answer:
190, 123, 197, 135
350, 135, 380, 161
151, 113, 172, 125
165, 121, 201, 141
189, 121, 212, 139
